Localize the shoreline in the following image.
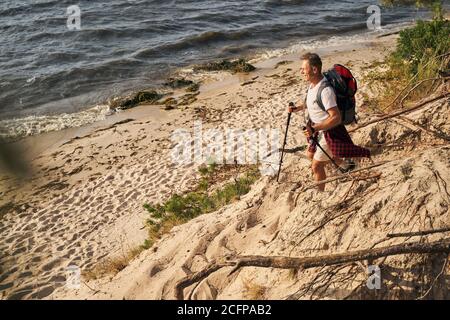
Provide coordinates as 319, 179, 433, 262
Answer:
0, 27, 402, 299
4, 37, 382, 161
0, 20, 417, 144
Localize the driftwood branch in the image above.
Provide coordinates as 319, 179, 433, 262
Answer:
349, 92, 450, 133
365, 75, 450, 141
387, 227, 450, 239
174, 239, 450, 300
175, 261, 234, 300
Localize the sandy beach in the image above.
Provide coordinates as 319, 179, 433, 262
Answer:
0, 28, 447, 300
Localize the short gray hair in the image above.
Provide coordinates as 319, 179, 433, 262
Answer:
301, 52, 322, 72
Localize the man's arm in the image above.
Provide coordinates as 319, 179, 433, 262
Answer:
311, 107, 341, 131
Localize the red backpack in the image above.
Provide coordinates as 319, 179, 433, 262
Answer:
316, 64, 357, 125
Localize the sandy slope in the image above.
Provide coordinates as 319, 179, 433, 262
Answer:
1, 31, 448, 300
52, 94, 450, 299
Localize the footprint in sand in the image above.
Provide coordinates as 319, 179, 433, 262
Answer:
41, 258, 63, 272
37, 224, 52, 233
29, 286, 55, 299
63, 197, 75, 205
12, 246, 28, 255
7, 285, 35, 300
33, 244, 48, 253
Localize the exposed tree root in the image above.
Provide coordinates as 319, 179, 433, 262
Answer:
174, 239, 450, 299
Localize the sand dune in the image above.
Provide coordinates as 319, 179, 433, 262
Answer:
2, 32, 447, 300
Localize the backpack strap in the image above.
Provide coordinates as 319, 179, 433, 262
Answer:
303, 89, 309, 124
315, 79, 332, 112
316, 77, 345, 123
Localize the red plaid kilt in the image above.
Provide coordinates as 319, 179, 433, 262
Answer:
308, 124, 370, 158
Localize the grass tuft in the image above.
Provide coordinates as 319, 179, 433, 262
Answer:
142, 164, 261, 249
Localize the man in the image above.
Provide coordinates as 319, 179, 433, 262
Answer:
288, 53, 370, 191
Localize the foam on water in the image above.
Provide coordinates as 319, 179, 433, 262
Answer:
0, 104, 111, 142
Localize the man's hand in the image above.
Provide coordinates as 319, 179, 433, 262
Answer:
287, 101, 305, 113
303, 125, 313, 138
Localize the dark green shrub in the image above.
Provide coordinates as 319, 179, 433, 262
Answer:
392, 18, 449, 75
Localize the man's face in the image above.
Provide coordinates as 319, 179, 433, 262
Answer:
300, 60, 316, 82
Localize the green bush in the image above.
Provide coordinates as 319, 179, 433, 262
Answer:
392, 18, 449, 76
367, 10, 450, 110
381, 0, 443, 16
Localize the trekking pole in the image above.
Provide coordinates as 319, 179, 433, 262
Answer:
276, 102, 294, 182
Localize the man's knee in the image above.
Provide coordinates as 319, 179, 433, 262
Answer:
306, 150, 314, 160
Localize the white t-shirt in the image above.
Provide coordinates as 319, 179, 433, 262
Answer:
306, 77, 337, 124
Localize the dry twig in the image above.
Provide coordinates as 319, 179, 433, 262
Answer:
387, 227, 450, 239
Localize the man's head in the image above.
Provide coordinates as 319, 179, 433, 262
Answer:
300, 53, 322, 83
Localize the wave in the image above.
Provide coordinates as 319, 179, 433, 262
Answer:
72, 27, 145, 41
263, 0, 316, 7
264, 0, 309, 5
133, 29, 252, 59
0, 0, 60, 16
0, 53, 162, 120
132, 18, 370, 61
26, 30, 70, 42
0, 104, 111, 142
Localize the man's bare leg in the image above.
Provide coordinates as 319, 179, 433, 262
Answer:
312, 159, 327, 191
307, 149, 347, 191
311, 158, 345, 191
